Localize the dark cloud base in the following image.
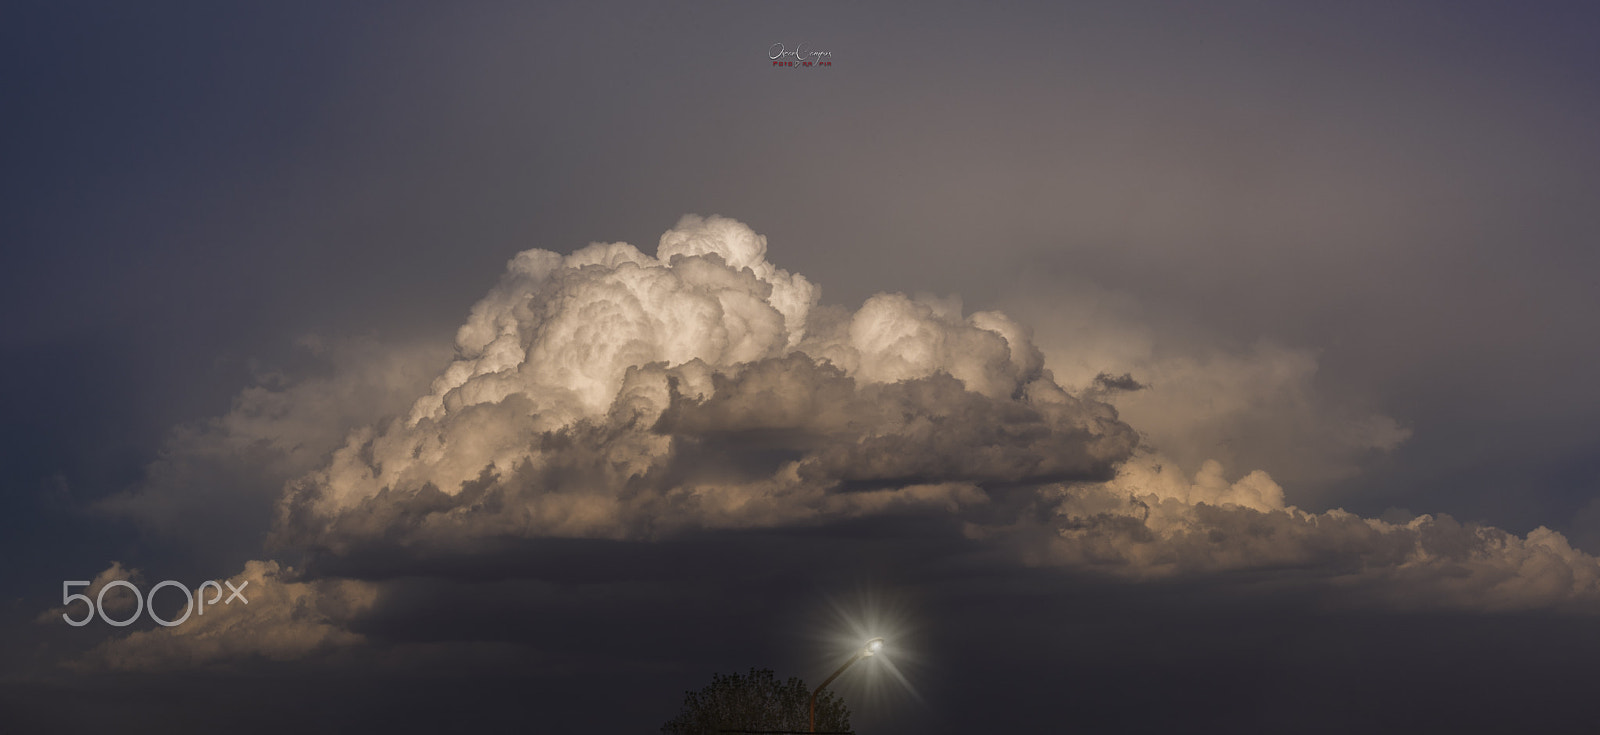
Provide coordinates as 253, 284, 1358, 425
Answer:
11, 521, 1600, 733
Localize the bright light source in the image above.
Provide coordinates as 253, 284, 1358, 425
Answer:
811, 588, 922, 710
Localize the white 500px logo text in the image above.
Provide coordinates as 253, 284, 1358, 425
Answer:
61, 579, 249, 627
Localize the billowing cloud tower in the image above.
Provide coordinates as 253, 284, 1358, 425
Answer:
277, 214, 1135, 549
85, 214, 1600, 671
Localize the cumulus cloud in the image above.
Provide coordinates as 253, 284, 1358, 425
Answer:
262, 215, 1597, 610
76, 560, 377, 672
79, 214, 1600, 671
1091, 372, 1147, 393
36, 561, 143, 624
975, 452, 1600, 612
274, 215, 1131, 552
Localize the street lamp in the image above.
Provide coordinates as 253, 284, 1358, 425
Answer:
809, 637, 884, 733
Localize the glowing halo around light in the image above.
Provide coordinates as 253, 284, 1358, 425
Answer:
803, 584, 925, 719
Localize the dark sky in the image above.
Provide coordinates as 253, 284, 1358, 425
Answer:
4, 2, 1600, 733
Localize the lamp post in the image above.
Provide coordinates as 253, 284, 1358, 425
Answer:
809, 638, 883, 733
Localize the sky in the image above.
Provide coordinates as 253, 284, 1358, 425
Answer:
3, 2, 1599, 733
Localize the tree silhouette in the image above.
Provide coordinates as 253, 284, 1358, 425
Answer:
662, 667, 853, 734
